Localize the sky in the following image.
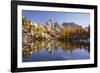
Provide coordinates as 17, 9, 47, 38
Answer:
22, 10, 90, 27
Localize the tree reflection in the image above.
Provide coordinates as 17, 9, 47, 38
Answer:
22, 40, 90, 58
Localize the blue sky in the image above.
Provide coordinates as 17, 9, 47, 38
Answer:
22, 10, 90, 27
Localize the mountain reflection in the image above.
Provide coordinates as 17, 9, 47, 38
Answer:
22, 40, 90, 62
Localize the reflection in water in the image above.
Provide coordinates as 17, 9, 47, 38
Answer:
22, 40, 90, 62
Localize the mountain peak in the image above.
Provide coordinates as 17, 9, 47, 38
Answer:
62, 22, 82, 28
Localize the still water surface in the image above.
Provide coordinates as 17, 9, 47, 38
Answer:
22, 40, 90, 62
